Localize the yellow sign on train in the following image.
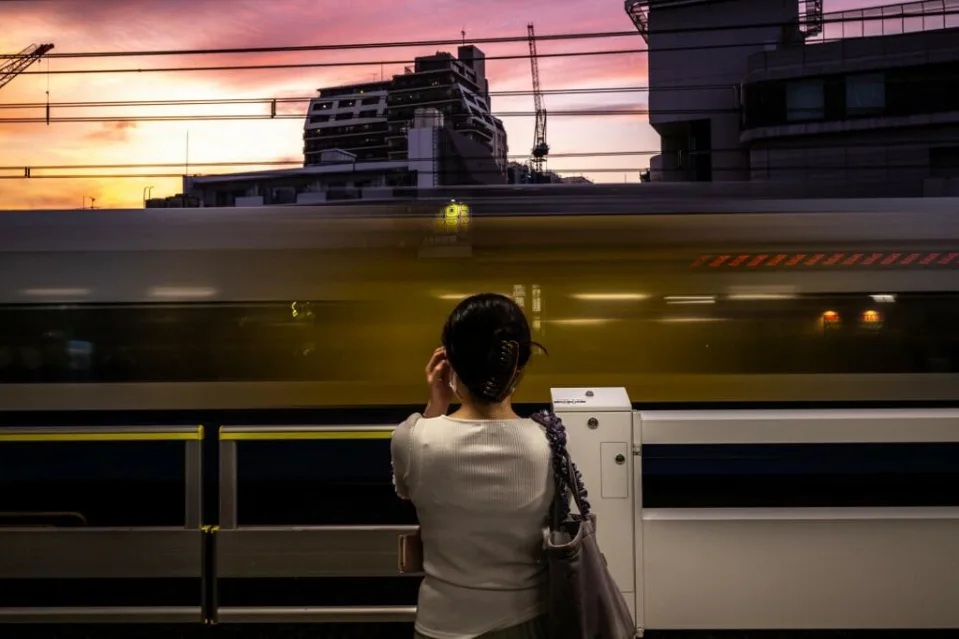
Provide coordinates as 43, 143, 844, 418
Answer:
434, 200, 471, 235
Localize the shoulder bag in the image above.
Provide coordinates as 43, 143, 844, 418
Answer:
531, 409, 636, 639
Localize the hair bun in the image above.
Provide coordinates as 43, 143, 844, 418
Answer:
439, 293, 540, 404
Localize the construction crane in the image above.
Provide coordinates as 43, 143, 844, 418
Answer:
0, 43, 54, 92
527, 24, 549, 178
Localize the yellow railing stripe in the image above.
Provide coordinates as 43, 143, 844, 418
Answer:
220, 430, 393, 441
0, 425, 203, 443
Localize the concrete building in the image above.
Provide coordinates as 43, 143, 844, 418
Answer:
626, 0, 959, 195
741, 24, 959, 195
304, 81, 391, 164
627, 0, 809, 182
179, 150, 408, 207
302, 45, 508, 176
387, 46, 509, 173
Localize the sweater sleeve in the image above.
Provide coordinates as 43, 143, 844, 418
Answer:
390, 413, 421, 500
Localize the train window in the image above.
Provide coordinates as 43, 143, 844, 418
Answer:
538, 291, 959, 377
0, 302, 370, 383
0, 293, 956, 384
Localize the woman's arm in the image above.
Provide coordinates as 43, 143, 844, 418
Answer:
390, 414, 420, 500
391, 347, 452, 497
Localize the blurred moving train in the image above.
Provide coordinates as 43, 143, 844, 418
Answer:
0, 195, 957, 410
1, 196, 958, 630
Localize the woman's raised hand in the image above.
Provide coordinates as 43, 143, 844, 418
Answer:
424, 347, 453, 418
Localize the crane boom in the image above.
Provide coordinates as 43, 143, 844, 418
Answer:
0, 43, 54, 92
527, 24, 549, 175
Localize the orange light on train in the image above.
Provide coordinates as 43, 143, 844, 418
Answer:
820, 310, 842, 334
862, 309, 882, 327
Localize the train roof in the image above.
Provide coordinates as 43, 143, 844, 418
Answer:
1, 197, 958, 252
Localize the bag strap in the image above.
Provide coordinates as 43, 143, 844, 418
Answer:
531, 409, 592, 522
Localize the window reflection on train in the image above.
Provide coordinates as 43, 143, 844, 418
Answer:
0, 291, 955, 389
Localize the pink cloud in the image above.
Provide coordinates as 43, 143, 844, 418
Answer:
84, 120, 137, 142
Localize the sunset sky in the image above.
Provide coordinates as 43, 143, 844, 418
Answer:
1, 0, 894, 209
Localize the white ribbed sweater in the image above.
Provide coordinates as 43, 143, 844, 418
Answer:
391, 413, 554, 639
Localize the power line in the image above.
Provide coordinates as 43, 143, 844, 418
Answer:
0, 73, 947, 112
3, 137, 953, 173
0, 162, 947, 181
0, 86, 657, 110
0, 168, 640, 180
10, 102, 938, 123
8, 4, 957, 61
0, 108, 735, 124
0, 170, 811, 181
19, 47, 647, 76
16, 30, 638, 60
0, 153, 649, 172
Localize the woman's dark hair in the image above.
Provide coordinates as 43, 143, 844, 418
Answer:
441, 293, 545, 404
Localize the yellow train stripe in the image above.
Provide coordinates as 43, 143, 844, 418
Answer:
0, 425, 203, 443
220, 430, 393, 441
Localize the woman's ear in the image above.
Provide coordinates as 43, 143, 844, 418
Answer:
448, 369, 461, 399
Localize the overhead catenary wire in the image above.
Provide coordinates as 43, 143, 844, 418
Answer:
0, 72, 948, 112
0, 108, 736, 124
2, 153, 651, 172
0, 31, 654, 61
2, 137, 955, 174
1, 101, 940, 123
0, 169, 643, 179
6, 3, 958, 61
5, 140, 957, 176
0, 85, 678, 110
18, 47, 646, 76
0, 162, 948, 181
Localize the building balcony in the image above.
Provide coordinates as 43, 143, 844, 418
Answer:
804, 0, 959, 44
624, 0, 650, 41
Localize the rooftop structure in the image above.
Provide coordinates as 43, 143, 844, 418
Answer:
625, 0, 959, 195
